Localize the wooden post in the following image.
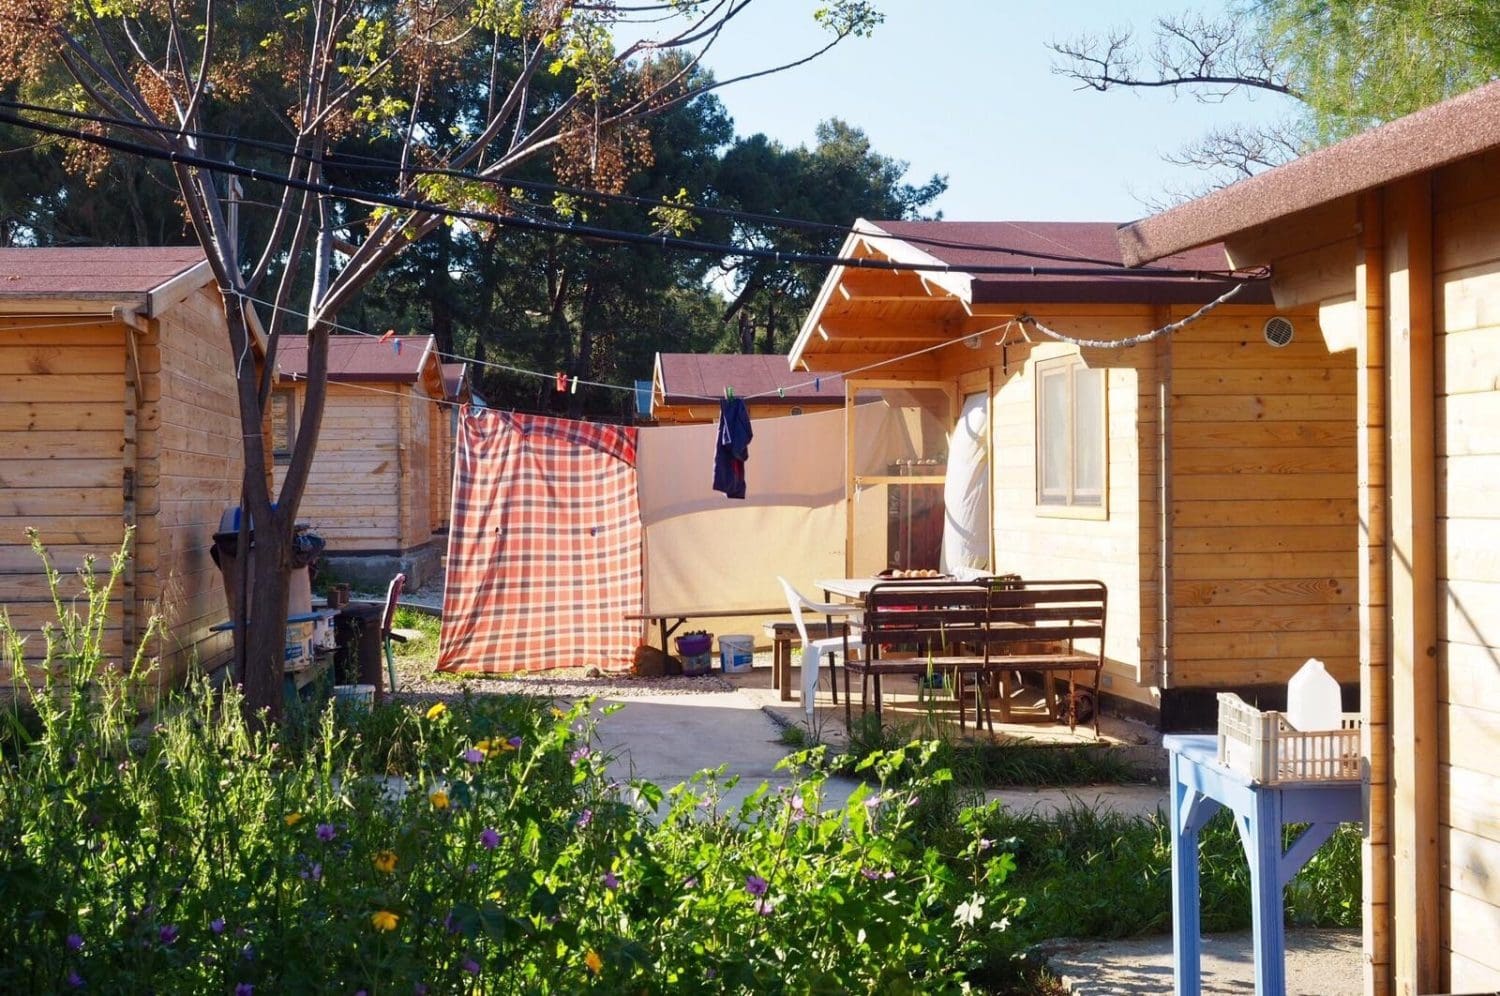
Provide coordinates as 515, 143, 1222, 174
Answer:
844, 381, 856, 577
1356, 189, 1393, 996
1383, 176, 1439, 996
1154, 305, 1173, 690
121, 326, 141, 669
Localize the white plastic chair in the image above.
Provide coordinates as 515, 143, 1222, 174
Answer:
777, 577, 864, 718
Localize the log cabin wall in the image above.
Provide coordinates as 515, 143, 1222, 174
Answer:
148, 283, 241, 683
1427, 148, 1500, 992
1165, 304, 1360, 691
275, 383, 403, 551
0, 316, 129, 679
399, 383, 434, 552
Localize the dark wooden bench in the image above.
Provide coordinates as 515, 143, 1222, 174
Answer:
844, 578, 1108, 737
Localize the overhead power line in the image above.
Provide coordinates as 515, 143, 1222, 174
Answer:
0, 101, 1261, 282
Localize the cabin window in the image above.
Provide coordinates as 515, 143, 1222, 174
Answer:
270, 390, 295, 463
1035, 355, 1106, 515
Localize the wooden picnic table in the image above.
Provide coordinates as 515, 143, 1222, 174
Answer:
626, 606, 786, 655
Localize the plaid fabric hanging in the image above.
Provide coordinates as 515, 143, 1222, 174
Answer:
436, 409, 643, 674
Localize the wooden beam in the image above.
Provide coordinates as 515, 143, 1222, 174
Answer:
844, 385, 855, 577
1383, 176, 1439, 996
1155, 305, 1173, 690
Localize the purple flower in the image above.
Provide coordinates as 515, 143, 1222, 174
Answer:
479, 827, 500, 850
575, 809, 593, 829
316, 823, 336, 842
745, 874, 768, 897
210, 918, 226, 935
860, 867, 880, 881
235, 984, 254, 996
66, 970, 84, 988
754, 896, 779, 916
462, 748, 484, 764
443, 911, 459, 934
790, 794, 805, 814
506, 735, 523, 751
977, 837, 993, 852
241, 943, 256, 961
66, 933, 84, 952
683, 877, 697, 889
569, 746, 591, 765
158, 924, 178, 945
602, 871, 619, 890
465, 862, 479, 875
310, 863, 323, 882
462, 957, 480, 975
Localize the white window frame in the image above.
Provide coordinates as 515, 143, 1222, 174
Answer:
1034, 355, 1108, 519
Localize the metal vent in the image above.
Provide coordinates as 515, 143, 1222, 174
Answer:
789, 406, 804, 416
1264, 316, 1295, 347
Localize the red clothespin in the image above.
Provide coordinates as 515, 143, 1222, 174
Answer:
555, 371, 568, 392
378, 328, 396, 343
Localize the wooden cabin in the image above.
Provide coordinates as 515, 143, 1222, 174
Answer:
1117, 79, 1500, 996
272, 335, 450, 589
1, 247, 243, 687
792, 220, 1357, 725
650, 352, 845, 424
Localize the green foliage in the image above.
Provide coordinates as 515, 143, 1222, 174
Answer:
389, 607, 441, 662
1261, 0, 1500, 140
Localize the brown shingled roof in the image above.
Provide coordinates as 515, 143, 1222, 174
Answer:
276, 335, 434, 383
441, 362, 468, 401
658, 353, 844, 406
0, 246, 206, 299
870, 220, 1267, 305
1117, 79, 1500, 265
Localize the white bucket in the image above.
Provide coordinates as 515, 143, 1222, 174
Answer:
285, 620, 315, 665
718, 635, 754, 674
334, 684, 375, 711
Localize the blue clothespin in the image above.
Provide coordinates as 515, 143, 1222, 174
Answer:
393, 338, 401, 355
814, 376, 821, 392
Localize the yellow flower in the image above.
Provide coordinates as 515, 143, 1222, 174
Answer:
430, 789, 450, 810
475, 739, 492, 756
373, 850, 397, 873
584, 949, 603, 975
371, 910, 399, 932
284, 812, 303, 827
551, 706, 566, 719
425, 702, 447, 720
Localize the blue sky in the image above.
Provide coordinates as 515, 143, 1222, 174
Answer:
655, 0, 1296, 223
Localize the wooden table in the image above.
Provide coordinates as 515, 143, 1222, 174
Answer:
1165, 734, 1363, 995
626, 606, 786, 655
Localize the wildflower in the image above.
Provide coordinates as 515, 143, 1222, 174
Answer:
602, 871, 619, 890
498, 736, 520, 752
479, 827, 500, 850
373, 850, 398, 873
316, 823, 336, 842
859, 867, 880, 881
790, 794, 805, 815
371, 910, 399, 932
977, 837, 993, 852
235, 984, 254, 996
551, 706, 566, 719
754, 895, 779, 916
429, 789, 450, 810
158, 924, 179, 945
683, 877, 697, 889
461, 748, 484, 764
66, 933, 84, 952
241, 943, 255, 961
466, 862, 479, 875
284, 812, 304, 827
66, 970, 83, 988
745, 875, 768, 897
461, 957, 480, 975
210, 918, 226, 935
474, 739, 492, 755
584, 950, 603, 975
569, 746, 591, 765
953, 895, 985, 928
425, 702, 446, 720
575, 809, 593, 829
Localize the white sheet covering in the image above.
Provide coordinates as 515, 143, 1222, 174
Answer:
940, 392, 991, 575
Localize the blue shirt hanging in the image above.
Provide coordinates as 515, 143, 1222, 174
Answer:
713, 396, 753, 499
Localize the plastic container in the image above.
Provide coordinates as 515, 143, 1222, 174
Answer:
1216, 692, 1361, 785
333, 684, 375, 711
284, 620, 315, 665
718, 635, 754, 674
312, 610, 339, 650
680, 652, 713, 676
1286, 657, 1341, 732
674, 633, 713, 657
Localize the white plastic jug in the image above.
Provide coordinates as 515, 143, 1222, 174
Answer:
1286, 657, 1341, 731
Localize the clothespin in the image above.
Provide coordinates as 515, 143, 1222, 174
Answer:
725, 385, 734, 400
814, 376, 821, 392
378, 328, 396, 343
392, 338, 401, 355
570, 376, 579, 395
777, 387, 785, 399
555, 371, 568, 392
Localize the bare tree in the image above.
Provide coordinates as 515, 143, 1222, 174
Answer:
0, 0, 881, 722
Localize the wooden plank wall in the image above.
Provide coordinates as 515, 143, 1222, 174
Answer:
0, 319, 128, 677
150, 284, 241, 682
1167, 306, 1361, 688
1428, 149, 1500, 992
428, 400, 452, 534
983, 329, 1157, 709
399, 385, 433, 551
274, 384, 402, 551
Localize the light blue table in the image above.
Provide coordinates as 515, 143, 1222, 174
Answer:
1165, 734, 1363, 996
